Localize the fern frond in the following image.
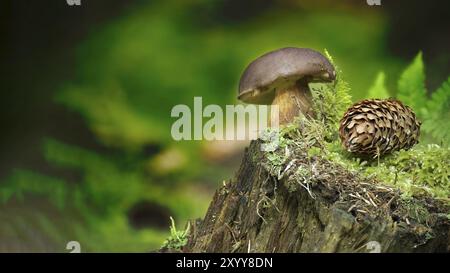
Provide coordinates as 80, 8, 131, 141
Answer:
367, 71, 390, 99
429, 76, 450, 114
397, 52, 427, 114
421, 77, 450, 145
1, 169, 70, 209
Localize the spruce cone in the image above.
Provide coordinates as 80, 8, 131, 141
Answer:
339, 99, 421, 157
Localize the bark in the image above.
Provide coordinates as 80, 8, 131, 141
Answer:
184, 141, 450, 253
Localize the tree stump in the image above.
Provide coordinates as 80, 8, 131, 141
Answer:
184, 140, 450, 253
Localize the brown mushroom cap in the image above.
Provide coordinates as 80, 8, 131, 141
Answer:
238, 47, 336, 104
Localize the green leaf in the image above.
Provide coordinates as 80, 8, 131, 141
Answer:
397, 52, 427, 113
421, 77, 450, 144
367, 71, 390, 99
429, 76, 450, 114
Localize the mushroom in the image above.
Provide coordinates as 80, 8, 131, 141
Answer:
238, 47, 336, 125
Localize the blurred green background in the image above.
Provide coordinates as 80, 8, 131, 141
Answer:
0, 0, 449, 252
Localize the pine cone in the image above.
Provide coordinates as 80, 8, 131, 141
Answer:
339, 99, 421, 157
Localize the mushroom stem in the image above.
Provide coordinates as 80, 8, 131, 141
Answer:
270, 80, 313, 125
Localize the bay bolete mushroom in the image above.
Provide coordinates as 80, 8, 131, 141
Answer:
238, 47, 336, 125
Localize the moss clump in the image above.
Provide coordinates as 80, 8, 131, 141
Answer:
259, 117, 449, 229
262, 105, 450, 206
160, 217, 190, 251
320, 51, 448, 202
258, 50, 450, 226
325, 142, 450, 201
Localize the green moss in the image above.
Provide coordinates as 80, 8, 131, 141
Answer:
161, 217, 190, 251
261, 52, 450, 204
324, 143, 450, 200
313, 53, 448, 202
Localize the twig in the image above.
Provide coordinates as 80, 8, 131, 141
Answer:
225, 223, 238, 244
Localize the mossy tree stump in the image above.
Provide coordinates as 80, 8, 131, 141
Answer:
184, 141, 450, 253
